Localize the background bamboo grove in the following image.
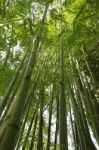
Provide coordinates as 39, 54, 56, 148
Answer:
0, 0, 99, 150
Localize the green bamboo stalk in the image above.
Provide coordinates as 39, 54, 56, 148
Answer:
76, 65, 99, 144
54, 90, 59, 150
70, 58, 99, 144
37, 89, 44, 150
59, 34, 68, 150
0, 51, 27, 118
83, 73, 99, 121
68, 84, 87, 150
30, 113, 38, 150
69, 93, 85, 150
22, 103, 39, 150
81, 47, 99, 98
68, 101, 78, 150
46, 86, 54, 150
16, 96, 33, 150
0, 63, 27, 123
74, 123, 81, 150
66, 76, 97, 150
16, 63, 43, 149
0, 5, 49, 150
74, 84, 97, 150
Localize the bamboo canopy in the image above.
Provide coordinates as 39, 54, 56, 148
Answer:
0, 0, 99, 150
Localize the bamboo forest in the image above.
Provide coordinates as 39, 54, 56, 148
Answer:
0, 0, 99, 150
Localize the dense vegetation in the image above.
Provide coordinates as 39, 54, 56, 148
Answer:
0, 0, 99, 150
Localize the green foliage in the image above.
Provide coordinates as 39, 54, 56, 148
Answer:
0, 0, 99, 149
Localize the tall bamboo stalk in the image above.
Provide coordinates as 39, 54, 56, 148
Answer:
66, 75, 97, 150
37, 89, 44, 150
22, 103, 39, 150
46, 85, 54, 150
30, 113, 38, 150
0, 5, 49, 150
59, 34, 68, 150
54, 89, 59, 150
0, 51, 27, 118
